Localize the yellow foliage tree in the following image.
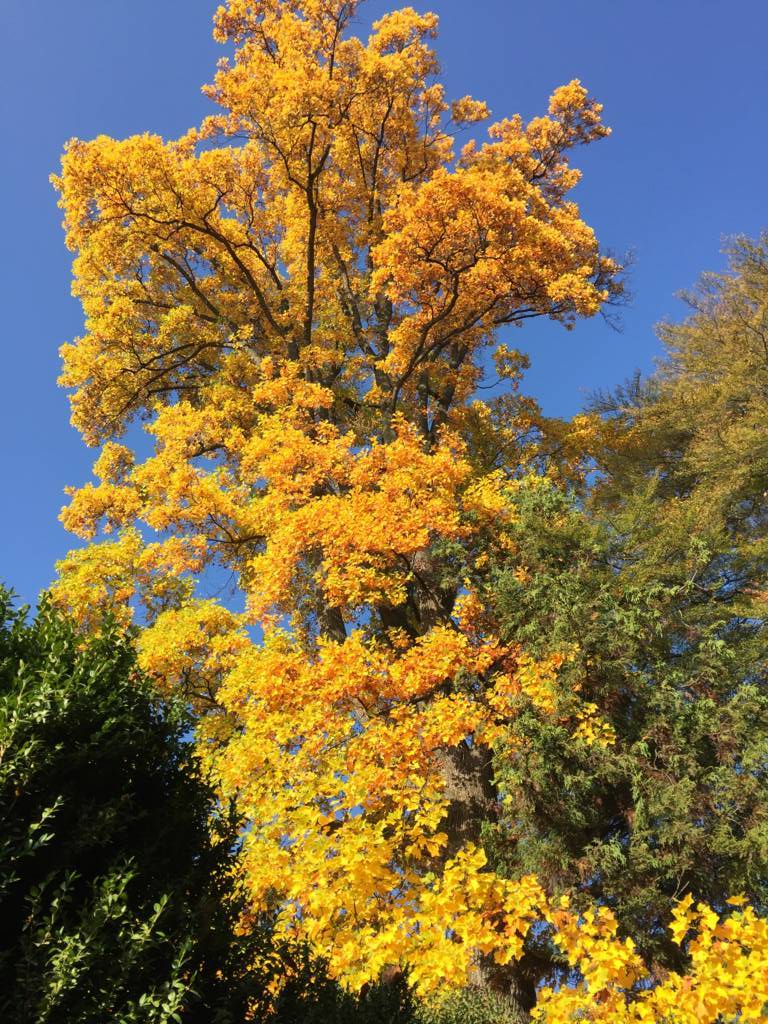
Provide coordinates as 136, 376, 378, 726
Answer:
50, 1, 768, 1018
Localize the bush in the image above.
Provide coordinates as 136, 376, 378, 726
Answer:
0, 590, 248, 1022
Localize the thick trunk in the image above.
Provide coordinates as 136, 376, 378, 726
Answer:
411, 548, 453, 630
435, 705, 546, 1020
479, 955, 538, 1021
506, 963, 537, 1020
436, 739, 497, 859
437, 747, 539, 1020
410, 547, 540, 1018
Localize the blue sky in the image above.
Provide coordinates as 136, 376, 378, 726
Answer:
1, 0, 766, 607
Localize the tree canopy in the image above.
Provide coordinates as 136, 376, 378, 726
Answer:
47, 0, 768, 1019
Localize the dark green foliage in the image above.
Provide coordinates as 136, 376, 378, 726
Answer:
256, 943, 415, 1024
477, 237, 768, 995
0, 590, 256, 1023
485, 482, 768, 973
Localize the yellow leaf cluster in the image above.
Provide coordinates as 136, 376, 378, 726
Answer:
52, 0, 765, 1007
534, 896, 768, 1022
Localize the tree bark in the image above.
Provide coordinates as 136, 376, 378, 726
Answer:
484, 955, 538, 1022
436, 746, 538, 1019
408, 546, 540, 1019
435, 739, 497, 860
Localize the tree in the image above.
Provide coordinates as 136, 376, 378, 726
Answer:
482, 235, 768, 1019
480, 477, 768, 1000
50, 0, 620, 1007
0, 588, 256, 1022
590, 233, 768, 540
47, 0, 768, 1017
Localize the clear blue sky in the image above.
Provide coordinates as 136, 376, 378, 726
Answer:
1, 0, 766, 607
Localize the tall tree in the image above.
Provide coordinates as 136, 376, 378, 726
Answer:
50, 0, 620, 1005
477, 235, 768, 1017
47, 0, 768, 1016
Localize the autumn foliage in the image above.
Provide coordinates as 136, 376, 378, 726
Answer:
49, 1, 768, 1019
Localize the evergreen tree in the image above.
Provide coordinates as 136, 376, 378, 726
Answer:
476, 237, 768, 1002
0, 589, 254, 1023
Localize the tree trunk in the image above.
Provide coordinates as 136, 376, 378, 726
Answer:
410, 546, 540, 1019
435, 739, 497, 860
436, 734, 542, 1021
483, 956, 538, 1021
